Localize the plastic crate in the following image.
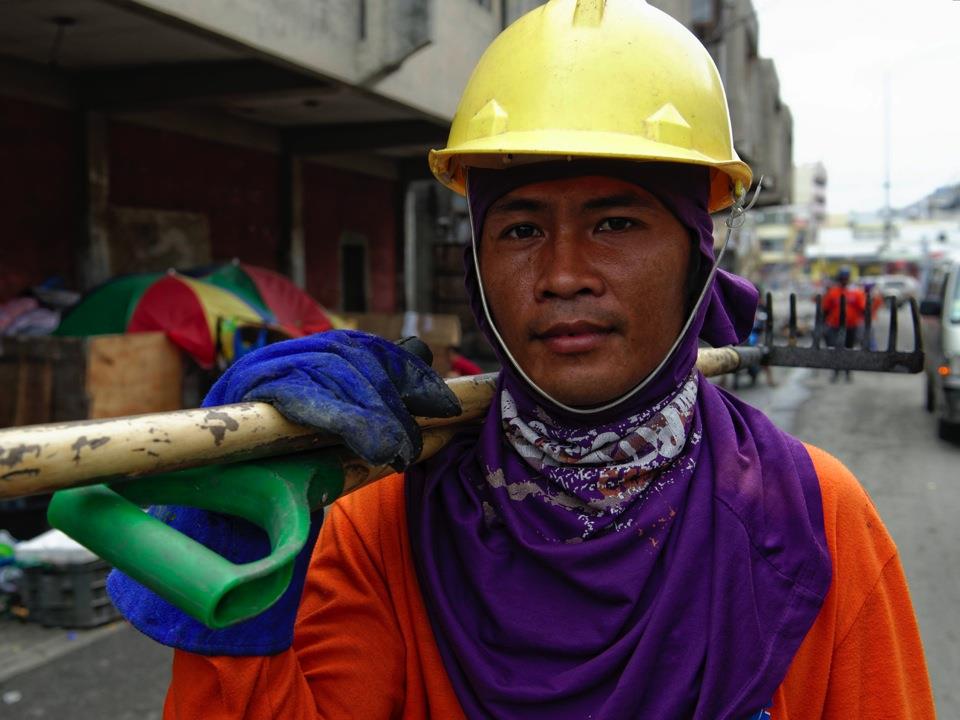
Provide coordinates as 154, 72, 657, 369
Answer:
18, 559, 120, 628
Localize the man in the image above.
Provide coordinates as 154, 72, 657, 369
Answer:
821, 267, 867, 382
110, 2, 934, 718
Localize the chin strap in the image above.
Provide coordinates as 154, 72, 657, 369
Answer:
727, 176, 764, 229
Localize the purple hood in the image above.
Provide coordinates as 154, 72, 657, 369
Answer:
405, 160, 831, 719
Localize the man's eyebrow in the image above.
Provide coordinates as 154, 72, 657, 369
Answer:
581, 193, 659, 211
486, 197, 548, 216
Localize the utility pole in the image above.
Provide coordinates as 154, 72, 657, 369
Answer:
881, 73, 893, 253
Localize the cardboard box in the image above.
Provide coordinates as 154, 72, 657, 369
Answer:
340, 312, 462, 375
0, 333, 183, 428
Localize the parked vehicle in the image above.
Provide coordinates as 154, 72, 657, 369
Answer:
919, 261, 960, 439
870, 274, 920, 308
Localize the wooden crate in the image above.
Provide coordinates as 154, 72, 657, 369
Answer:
0, 333, 183, 428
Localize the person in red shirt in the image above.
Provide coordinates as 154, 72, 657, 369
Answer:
445, 345, 484, 377
821, 267, 868, 382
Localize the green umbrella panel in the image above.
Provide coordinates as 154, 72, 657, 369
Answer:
55, 273, 162, 337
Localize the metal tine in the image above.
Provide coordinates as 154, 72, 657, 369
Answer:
864, 286, 873, 349
909, 297, 923, 352
812, 293, 823, 349
764, 291, 775, 348
887, 296, 898, 352
839, 293, 847, 348
788, 293, 798, 346
759, 292, 925, 374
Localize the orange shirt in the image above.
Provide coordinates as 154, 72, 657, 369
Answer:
822, 286, 867, 329
164, 445, 934, 719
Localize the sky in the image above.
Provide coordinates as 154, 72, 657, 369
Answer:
755, 0, 960, 214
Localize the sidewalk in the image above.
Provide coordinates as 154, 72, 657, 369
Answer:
0, 617, 170, 718
0, 616, 126, 684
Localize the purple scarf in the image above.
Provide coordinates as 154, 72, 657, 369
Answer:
406, 161, 831, 719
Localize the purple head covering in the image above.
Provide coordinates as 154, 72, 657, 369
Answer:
406, 160, 831, 719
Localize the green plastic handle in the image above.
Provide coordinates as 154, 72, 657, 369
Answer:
46, 453, 346, 628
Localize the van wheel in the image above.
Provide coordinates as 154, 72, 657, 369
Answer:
937, 419, 959, 442
925, 375, 935, 413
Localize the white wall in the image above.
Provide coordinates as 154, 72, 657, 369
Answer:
129, 0, 502, 122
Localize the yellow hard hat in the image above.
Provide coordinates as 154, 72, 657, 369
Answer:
430, 0, 752, 213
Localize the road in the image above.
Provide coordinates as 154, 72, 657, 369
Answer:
1, 305, 957, 718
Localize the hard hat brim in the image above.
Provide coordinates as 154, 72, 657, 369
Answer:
430, 129, 752, 214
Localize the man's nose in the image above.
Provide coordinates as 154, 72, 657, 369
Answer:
533, 230, 605, 301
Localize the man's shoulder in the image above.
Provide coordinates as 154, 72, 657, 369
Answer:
802, 443, 888, 532
802, 444, 869, 509
328, 473, 407, 539
801, 443, 898, 588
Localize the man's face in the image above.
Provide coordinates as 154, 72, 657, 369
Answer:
479, 175, 692, 407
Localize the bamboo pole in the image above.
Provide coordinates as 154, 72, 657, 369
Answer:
0, 347, 755, 499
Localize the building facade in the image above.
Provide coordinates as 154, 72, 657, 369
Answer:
1, 0, 795, 348
1, 0, 518, 308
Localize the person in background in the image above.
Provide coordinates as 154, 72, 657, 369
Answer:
860, 279, 885, 351
821, 267, 867, 382
445, 344, 484, 377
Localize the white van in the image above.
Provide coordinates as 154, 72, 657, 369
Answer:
920, 260, 960, 439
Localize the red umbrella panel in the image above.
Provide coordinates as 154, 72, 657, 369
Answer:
237, 263, 334, 336
128, 274, 281, 368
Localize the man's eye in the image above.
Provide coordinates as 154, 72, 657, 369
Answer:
504, 224, 541, 239
596, 217, 635, 232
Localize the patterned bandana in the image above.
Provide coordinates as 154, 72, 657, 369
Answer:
497, 373, 699, 541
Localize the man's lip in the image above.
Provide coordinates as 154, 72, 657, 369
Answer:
535, 321, 612, 339
534, 321, 615, 354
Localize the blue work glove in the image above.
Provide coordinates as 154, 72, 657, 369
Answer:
208, 330, 461, 469
108, 330, 461, 655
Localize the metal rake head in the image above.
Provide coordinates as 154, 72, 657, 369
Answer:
760, 289, 924, 374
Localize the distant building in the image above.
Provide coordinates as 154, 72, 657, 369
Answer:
902, 183, 960, 221
806, 218, 960, 282
794, 162, 828, 235
748, 205, 805, 288
686, 0, 794, 207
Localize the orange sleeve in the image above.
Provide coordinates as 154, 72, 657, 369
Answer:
772, 446, 935, 719
820, 555, 935, 718
822, 287, 838, 314
163, 475, 463, 720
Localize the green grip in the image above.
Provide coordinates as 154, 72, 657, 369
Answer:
47, 453, 346, 628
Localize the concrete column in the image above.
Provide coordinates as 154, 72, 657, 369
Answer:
289, 157, 306, 289
279, 154, 307, 288
79, 111, 112, 289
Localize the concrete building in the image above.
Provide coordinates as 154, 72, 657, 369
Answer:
691, 0, 794, 208
1, 0, 795, 356
748, 205, 805, 288
794, 162, 829, 227
0, 0, 520, 310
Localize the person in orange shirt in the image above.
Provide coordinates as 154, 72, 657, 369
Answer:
821, 267, 868, 382
109, 2, 935, 718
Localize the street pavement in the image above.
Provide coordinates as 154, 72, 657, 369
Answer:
2, 306, 957, 718
0, 619, 169, 719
